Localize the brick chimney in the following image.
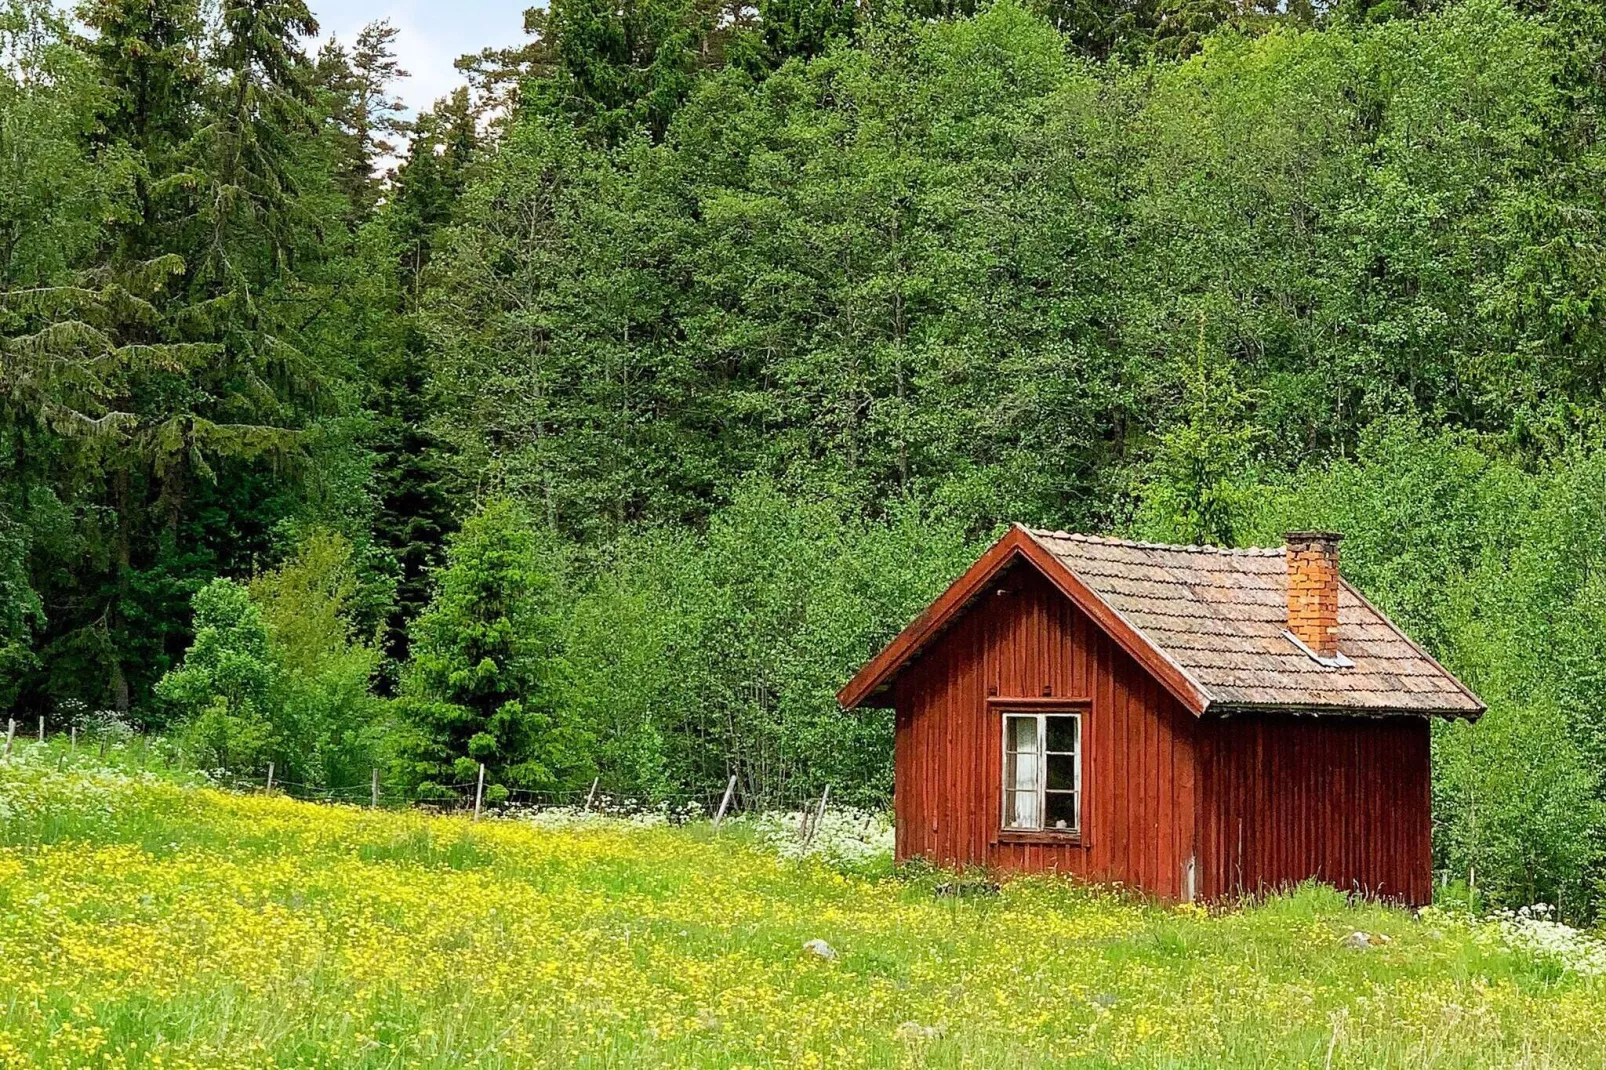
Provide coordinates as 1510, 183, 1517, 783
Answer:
1285, 531, 1342, 659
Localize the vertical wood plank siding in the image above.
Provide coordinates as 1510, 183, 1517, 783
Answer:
890, 562, 1435, 904
1196, 714, 1432, 905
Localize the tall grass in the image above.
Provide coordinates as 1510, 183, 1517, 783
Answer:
0, 752, 1601, 1067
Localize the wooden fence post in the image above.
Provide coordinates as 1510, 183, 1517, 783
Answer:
473, 763, 486, 821
37, 715, 44, 742
371, 768, 380, 809
713, 775, 737, 828
265, 762, 274, 793
803, 784, 831, 849
3, 719, 14, 759
583, 777, 599, 813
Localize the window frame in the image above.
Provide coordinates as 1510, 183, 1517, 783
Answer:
997, 707, 1084, 842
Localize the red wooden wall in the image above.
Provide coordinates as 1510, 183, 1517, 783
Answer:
892, 564, 1200, 900
889, 560, 1436, 904
1195, 715, 1433, 904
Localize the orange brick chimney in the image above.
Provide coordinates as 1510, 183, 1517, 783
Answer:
1285, 531, 1342, 659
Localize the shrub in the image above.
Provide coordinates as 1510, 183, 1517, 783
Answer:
156, 579, 279, 773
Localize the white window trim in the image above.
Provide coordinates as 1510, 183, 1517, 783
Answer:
1000, 710, 1082, 835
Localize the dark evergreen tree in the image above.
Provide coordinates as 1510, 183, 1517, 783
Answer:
363, 91, 479, 670
314, 19, 409, 216
396, 498, 589, 802
4, 0, 339, 717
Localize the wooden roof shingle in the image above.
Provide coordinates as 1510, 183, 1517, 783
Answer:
1020, 527, 1483, 717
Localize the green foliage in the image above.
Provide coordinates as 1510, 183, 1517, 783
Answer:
563, 478, 981, 803
155, 531, 389, 786
1134, 324, 1264, 546
1435, 702, 1603, 916
0, 504, 42, 706
397, 499, 589, 801
156, 578, 278, 772
250, 529, 388, 791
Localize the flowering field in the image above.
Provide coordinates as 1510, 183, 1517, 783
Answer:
2, 762, 1605, 1068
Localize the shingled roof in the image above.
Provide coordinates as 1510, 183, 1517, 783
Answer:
838, 524, 1484, 719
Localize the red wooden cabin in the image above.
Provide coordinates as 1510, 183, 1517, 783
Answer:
838, 527, 1483, 904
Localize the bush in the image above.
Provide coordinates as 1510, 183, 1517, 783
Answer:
156, 579, 279, 773
157, 533, 392, 788
562, 478, 981, 805
250, 530, 390, 792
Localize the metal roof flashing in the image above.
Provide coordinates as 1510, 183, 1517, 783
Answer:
1281, 628, 1356, 669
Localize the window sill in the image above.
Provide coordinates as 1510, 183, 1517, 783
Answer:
994, 829, 1086, 847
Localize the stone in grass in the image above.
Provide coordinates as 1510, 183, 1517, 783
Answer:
1344, 931, 1392, 949
803, 938, 837, 960
896, 1021, 945, 1041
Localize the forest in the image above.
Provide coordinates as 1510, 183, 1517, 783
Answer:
3, 0, 1606, 915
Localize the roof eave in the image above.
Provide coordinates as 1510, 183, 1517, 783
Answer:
1206, 700, 1486, 722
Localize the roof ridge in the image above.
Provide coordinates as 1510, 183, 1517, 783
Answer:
1018, 525, 1286, 557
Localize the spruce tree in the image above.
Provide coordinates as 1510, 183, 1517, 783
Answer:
315, 19, 409, 216
3, 0, 334, 714
365, 89, 478, 667
397, 499, 589, 803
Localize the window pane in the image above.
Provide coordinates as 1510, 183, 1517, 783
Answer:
1004, 716, 1041, 829
1045, 791, 1078, 831
1005, 746, 1039, 793
1005, 715, 1040, 790
1045, 715, 1079, 754
1009, 715, 1040, 755
1006, 789, 1039, 829
1046, 753, 1078, 791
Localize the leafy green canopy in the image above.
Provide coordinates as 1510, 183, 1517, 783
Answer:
156, 578, 279, 771
563, 478, 980, 806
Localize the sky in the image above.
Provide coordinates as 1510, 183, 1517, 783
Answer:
309, 0, 534, 117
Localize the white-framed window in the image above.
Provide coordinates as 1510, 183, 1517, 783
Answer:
1002, 711, 1081, 833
